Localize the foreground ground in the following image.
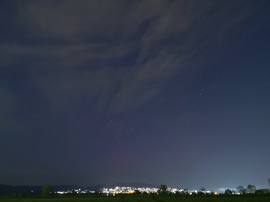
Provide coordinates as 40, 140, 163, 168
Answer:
0, 194, 270, 202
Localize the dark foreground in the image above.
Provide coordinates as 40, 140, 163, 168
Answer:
1, 194, 270, 202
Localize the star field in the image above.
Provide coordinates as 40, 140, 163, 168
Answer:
0, 0, 270, 191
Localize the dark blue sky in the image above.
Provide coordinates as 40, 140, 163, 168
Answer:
1, 0, 270, 191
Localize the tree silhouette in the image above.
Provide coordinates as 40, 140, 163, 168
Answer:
236, 185, 246, 194
200, 187, 206, 192
41, 184, 50, 198
224, 189, 232, 195
246, 184, 256, 194
159, 184, 168, 194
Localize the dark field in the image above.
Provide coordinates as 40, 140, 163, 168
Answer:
1, 195, 270, 202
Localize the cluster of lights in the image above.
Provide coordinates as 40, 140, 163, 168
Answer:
100, 186, 219, 196
56, 189, 95, 194
54, 187, 221, 196
101, 187, 137, 196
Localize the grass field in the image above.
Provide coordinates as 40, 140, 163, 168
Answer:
0, 195, 270, 202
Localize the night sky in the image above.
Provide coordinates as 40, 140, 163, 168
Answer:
1, 0, 270, 191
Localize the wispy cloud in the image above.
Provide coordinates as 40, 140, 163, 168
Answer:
0, 0, 264, 114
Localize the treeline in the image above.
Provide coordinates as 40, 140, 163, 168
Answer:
224, 184, 269, 195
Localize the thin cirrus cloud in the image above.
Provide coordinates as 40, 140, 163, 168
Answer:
0, 0, 263, 114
